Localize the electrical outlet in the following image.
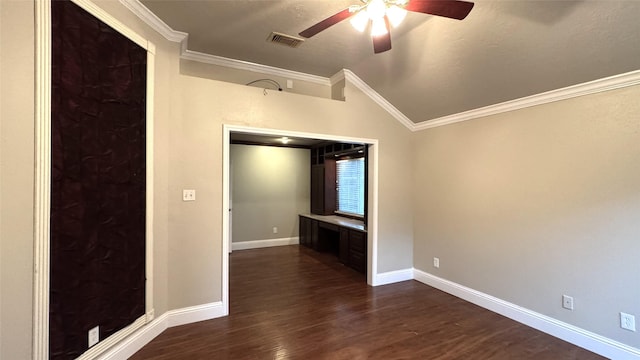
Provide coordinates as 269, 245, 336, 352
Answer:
562, 295, 574, 310
433, 257, 440, 268
286, 79, 293, 89
182, 189, 196, 201
620, 312, 636, 331
88, 326, 99, 348
273, 227, 278, 234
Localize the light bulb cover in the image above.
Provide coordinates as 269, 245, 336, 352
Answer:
349, 10, 369, 32
366, 0, 387, 20
386, 5, 407, 28
370, 17, 389, 37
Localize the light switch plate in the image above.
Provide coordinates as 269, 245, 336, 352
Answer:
183, 189, 196, 201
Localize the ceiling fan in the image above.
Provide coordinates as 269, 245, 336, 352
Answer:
299, 0, 474, 54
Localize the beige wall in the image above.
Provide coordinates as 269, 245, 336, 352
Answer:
412, 85, 640, 348
1, 2, 415, 355
231, 144, 310, 243
9, 0, 639, 356
180, 59, 332, 100
1, 1, 35, 358
167, 74, 415, 309
0, 0, 180, 357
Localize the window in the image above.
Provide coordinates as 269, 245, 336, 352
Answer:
336, 157, 365, 217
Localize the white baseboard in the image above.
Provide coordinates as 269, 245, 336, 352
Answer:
373, 268, 414, 286
92, 269, 640, 360
97, 302, 225, 360
97, 313, 168, 360
166, 301, 226, 327
413, 269, 640, 360
232, 237, 299, 251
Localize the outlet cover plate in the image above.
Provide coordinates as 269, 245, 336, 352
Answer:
621, 312, 636, 331
562, 295, 574, 310
433, 257, 440, 268
88, 326, 99, 347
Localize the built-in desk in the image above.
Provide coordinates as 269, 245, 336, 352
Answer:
299, 214, 367, 274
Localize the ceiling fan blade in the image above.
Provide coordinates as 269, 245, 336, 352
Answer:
372, 17, 392, 54
405, 0, 474, 20
299, 8, 354, 38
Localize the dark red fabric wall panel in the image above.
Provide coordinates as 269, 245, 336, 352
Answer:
50, 0, 146, 358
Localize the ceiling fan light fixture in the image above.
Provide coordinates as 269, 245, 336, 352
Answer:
386, 5, 407, 28
370, 17, 388, 37
350, 10, 369, 32
366, 0, 387, 20
299, 0, 474, 54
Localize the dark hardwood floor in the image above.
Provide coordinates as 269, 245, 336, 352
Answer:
131, 245, 604, 359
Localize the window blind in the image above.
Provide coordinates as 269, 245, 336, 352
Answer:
336, 158, 365, 216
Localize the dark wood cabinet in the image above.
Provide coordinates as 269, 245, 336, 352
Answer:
310, 159, 336, 215
311, 143, 364, 216
299, 215, 310, 247
347, 230, 366, 273
339, 228, 349, 264
310, 218, 319, 250
310, 165, 325, 215
299, 215, 366, 275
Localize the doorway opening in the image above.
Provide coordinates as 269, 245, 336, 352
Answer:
222, 125, 379, 315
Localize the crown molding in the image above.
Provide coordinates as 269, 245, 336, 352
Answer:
415, 69, 640, 131
329, 70, 346, 85
181, 50, 331, 86
336, 69, 416, 131
117, 0, 417, 128
120, 0, 640, 133
119, 0, 187, 42
118, 0, 330, 86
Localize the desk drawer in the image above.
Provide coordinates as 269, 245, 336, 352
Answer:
349, 251, 366, 273
349, 230, 366, 252
318, 222, 340, 232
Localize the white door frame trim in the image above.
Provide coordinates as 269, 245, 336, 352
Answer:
222, 124, 380, 312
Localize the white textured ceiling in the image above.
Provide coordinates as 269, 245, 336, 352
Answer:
140, 0, 640, 123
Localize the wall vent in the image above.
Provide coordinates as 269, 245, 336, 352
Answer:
267, 32, 305, 48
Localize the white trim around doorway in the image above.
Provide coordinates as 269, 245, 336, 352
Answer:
222, 124, 380, 309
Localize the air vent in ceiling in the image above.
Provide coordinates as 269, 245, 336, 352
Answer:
267, 32, 305, 48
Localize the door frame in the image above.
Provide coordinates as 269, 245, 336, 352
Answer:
222, 125, 379, 313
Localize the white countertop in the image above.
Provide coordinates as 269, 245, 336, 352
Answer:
300, 213, 366, 232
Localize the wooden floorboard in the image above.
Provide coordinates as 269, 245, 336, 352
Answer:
131, 245, 605, 359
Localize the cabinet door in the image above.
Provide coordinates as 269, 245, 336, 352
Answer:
348, 230, 367, 274
310, 219, 319, 250
310, 161, 337, 215
349, 230, 366, 253
299, 216, 308, 247
306, 219, 313, 248
339, 228, 349, 264
349, 251, 366, 273
323, 159, 337, 214
311, 165, 324, 214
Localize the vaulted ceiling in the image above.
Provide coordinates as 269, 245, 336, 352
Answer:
140, 0, 640, 124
